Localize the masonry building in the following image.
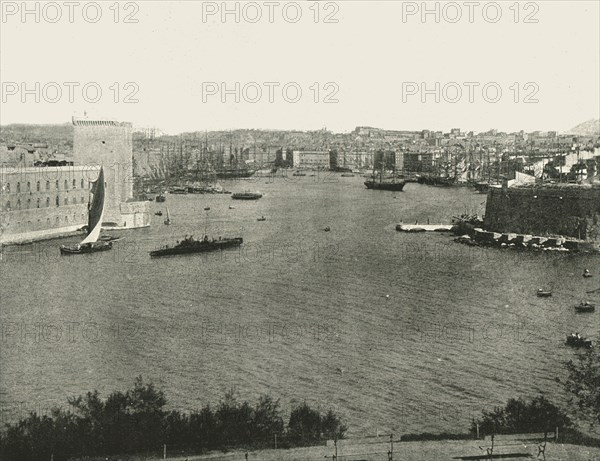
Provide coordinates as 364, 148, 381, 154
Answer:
1, 117, 150, 244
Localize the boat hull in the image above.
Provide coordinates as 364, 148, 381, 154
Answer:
575, 304, 595, 313
216, 170, 255, 179
60, 241, 113, 255
150, 238, 243, 257
232, 193, 262, 200
566, 335, 593, 348
364, 181, 406, 191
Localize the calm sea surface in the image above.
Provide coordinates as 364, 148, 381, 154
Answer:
1, 175, 599, 436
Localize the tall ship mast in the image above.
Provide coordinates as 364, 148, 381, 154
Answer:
364, 152, 406, 191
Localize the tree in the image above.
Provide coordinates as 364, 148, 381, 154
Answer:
471, 396, 571, 435
287, 403, 322, 445
252, 395, 284, 443
563, 348, 600, 426
321, 409, 347, 440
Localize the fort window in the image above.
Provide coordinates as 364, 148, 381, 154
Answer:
46, 197, 50, 207
6, 183, 10, 192
27, 182, 31, 192
64, 180, 68, 190
36, 198, 40, 208
81, 196, 85, 204
16, 182, 20, 193
27, 198, 31, 208
73, 179, 77, 188
36, 181, 40, 192
5, 201, 10, 210
46, 218, 50, 226
56, 180, 59, 190
81, 178, 84, 188
63, 197, 68, 205
16, 199, 21, 209
72, 197, 77, 204
56, 196, 59, 206
65, 216, 68, 223
56, 216, 59, 224
46, 181, 50, 190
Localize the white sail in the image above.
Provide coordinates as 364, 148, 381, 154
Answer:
80, 167, 105, 245
80, 207, 104, 244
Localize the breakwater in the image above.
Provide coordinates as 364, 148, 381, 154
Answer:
483, 184, 600, 242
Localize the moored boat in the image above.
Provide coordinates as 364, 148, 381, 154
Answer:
575, 302, 596, 313
566, 333, 593, 348
232, 191, 262, 200
536, 289, 552, 297
364, 179, 406, 191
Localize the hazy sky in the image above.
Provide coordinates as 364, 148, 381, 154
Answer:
1, 1, 598, 134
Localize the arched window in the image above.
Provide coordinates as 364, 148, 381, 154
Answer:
81, 196, 85, 204
46, 181, 50, 190
5, 201, 10, 210
55, 216, 60, 224
27, 198, 31, 208
27, 182, 31, 192
73, 179, 77, 188
46, 197, 50, 207
16, 199, 21, 209
6, 183, 10, 192
46, 218, 51, 226
81, 178, 84, 188
72, 197, 77, 204
16, 182, 20, 193
56, 196, 59, 206
36, 181, 40, 192
64, 179, 68, 190
65, 216, 69, 223
36, 198, 40, 208
63, 197, 68, 205
56, 180, 59, 190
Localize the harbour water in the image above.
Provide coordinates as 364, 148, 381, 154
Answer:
1, 175, 599, 436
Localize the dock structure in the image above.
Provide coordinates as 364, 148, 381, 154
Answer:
396, 224, 453, 232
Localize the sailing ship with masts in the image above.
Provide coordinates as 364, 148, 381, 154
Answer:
60, 167, 112, 255
364, 154, 406, 191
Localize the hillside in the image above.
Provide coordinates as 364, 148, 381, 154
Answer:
567, 119, 600, 136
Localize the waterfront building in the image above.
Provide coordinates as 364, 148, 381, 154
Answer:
292, 150, 331, 169
1, 117, 150, 244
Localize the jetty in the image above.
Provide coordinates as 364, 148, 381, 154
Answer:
396, 224, 453, 233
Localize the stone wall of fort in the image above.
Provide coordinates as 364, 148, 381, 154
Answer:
0, 166, 97, 243
483, 185, 600, 241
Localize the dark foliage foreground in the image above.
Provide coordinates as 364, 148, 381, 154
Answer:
0, 377, 346, 461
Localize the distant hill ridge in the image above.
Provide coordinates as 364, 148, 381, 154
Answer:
567, 119, 600, 136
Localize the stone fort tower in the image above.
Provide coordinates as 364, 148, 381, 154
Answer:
73, 117, 148, 228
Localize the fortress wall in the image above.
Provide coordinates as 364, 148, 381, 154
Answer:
483, 186, 600, 240
0, 203, 87, 243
